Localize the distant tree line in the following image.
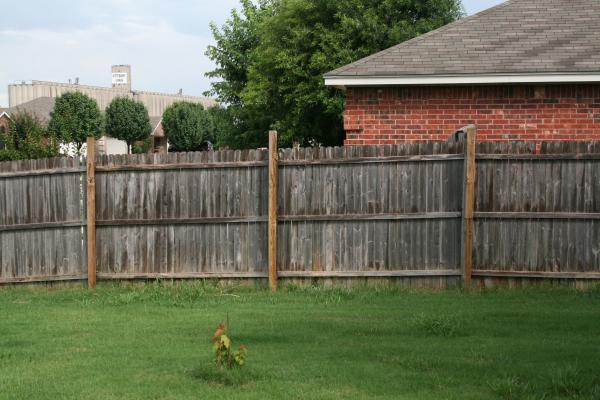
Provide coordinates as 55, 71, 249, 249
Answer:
0, 92, 224, 161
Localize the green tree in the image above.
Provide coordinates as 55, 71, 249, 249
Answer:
162, 102, 214, 152
105, 97, 152, 153
206, 0, 464, 148
205, 0, 275, 149
0, 112, 60, 161
207, 105, 236, 149
48, 92, 103, 153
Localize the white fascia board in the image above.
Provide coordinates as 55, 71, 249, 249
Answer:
324, 74, 600, 87
0, 111, 11, 120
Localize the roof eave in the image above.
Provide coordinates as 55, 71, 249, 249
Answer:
324, 73, 600, 89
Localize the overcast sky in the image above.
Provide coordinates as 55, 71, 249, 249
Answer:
0, 0, 505, 107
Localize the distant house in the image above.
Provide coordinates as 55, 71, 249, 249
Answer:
0, 110, 10, 133
150, 117, 167, 153
324, 0, 600, 145
0, 98, 54, 150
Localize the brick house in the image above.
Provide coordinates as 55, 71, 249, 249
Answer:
324, 0, 600, 145
0, 111, 10, 149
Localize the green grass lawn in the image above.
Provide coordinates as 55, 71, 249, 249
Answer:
1, 282, 600, 400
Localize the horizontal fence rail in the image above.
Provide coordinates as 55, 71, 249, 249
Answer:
2, 133, 600, 288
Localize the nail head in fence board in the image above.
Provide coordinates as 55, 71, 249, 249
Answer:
268, 131, 278, 291
461, 125, 476, 290
86, 137, 97, 289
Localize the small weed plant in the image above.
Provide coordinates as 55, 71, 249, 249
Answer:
211, 321, 247, 369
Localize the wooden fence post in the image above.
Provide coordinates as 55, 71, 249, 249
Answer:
461, 125, 476, 290
86, 136, 97, 289
268, 131, 278, 291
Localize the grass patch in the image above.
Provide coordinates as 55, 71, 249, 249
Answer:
191, 364, 258, 387
412, 313, 464, 337
1, 282, 600, 399
488, 375, 532, 400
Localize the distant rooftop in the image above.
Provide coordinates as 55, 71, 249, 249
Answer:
3, 97, 55, 122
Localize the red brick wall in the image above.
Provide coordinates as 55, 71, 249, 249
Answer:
344, 84, 600, 145
0, 115, 10, 149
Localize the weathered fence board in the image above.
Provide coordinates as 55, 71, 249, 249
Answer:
0, 157, 86, 282
94, 150, 269, 277
473, 219, 600, 273
277, 220, 462, 273
473, 146, 600, 275
96, 224, 268, 275
276, 143, 464, 275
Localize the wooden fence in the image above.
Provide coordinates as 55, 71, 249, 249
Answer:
0, 157, 87, 282
2, 127, 600, 288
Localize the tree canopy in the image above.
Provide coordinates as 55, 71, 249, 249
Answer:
206, 0, 464, 149
48, 92, 103, 153
105, 97, 152, 153
162, 101, 214, 152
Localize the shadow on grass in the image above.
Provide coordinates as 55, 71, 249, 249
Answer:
190, 364, 259, 387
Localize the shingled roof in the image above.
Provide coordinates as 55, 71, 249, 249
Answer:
325, 0, 600, 86
6, 97, 56, 122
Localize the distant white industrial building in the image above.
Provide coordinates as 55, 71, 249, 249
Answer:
7, 65, 216, 154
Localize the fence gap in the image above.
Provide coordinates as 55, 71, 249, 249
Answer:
86, 136, 97, 289
461, 125, 476, 290
268, 130, 278, 291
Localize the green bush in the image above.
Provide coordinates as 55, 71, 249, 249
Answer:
48, 92, 103, 154
105, 97, 152, 153
0, 149, 23, 162
0, 112, 60, 161
163, 101, 213, 152
131, 137, 153, 154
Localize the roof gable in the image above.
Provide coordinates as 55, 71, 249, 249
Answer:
7, 97, 56, 122
325, 0, 600, 85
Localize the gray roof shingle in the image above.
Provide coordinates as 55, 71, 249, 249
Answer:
7, 97, 56, 122
325, 0, 600, 78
